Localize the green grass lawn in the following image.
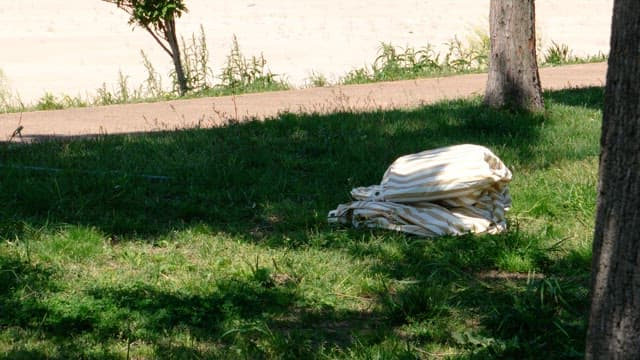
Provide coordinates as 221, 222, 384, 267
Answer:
0, 86, 603, 359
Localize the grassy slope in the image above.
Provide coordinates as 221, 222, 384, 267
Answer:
0, 86, 602, 359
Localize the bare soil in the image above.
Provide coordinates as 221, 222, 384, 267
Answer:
0, 62, 606, 142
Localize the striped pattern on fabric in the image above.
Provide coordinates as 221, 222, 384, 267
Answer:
328, 144, 513, 237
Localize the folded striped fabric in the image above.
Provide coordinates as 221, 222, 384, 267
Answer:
328, 144, 512, 237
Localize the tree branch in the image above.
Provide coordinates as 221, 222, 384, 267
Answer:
143, 24, 173, 57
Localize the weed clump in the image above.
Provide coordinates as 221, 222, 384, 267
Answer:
543, 41, 607, 66
342, 30, 490, 84
341, 31, 606, 85
0, 69, 24, 113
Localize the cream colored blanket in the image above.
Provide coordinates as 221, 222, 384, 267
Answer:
328, 144, 512, 237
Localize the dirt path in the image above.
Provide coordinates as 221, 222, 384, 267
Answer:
0, 62, 606, 142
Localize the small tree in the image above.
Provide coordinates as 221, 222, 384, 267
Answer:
103, 0, 189, 95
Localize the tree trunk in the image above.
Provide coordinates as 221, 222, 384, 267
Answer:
484, 0, 544, 111
164, 17, 188, 96
585, 0, 640, 358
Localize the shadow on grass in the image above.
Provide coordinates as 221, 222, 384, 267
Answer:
0, 93, 559, 239
544, 86, 604, 110
0, 234, 591, 358
0, 250, 391, 358
0, 256, 59, 329
346, 229, 591, 358
0, 87, 603, 241
0, 87, 601, 358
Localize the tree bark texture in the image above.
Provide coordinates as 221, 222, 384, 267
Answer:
164, 17, 188, 96
586, 0, 640, 358
484, 0, 544, 111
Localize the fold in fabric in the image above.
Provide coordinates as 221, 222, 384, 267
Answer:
328, 144, 512, 237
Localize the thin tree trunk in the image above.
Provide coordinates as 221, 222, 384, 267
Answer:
484, 0, 544, 111
585, 0, 640, 358
164, 17, 188, 96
